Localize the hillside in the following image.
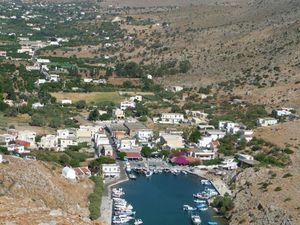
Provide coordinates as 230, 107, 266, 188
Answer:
0, 156, 97, 225
96, 0, 300, 110
229, 121, 300, 225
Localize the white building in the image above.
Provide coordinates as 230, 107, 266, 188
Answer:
17, 130, 36, 145
102, 164, 120, 177
113, 108, 125, 120
59, 138, 78, 151
7, 144, 28, 154
32, 102, 44, 110
160, 134, 185, 150
257, 118, 278, 127
129, 95, 142, 102
118, 138, 138, 151
35, 79, 47, 86
62, 166, 76, 180
83, 78, 93, 83
238, 154, 254, 161
137, 129, 153, 143
220, 157, 238, 170
0, 51, 7, 57
160, 113, 184, 124
39, 135, 58, 150
36, 58, 50, 64
170, 86, 183, 92
198, 136, 214, 148
48, 74, 60, 82
0, 134, 16, 146
76, 126, 92, 143
272, 108, 293, 117
192, 149, 216, 161
240, 130, 253, 142
120, 101, 136, 110
61, 99, 72, 105
205, 130, 226, 140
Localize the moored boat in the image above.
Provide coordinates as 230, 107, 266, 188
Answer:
145, 170, 153, 177
128, 173, 137, 180
134, 219, 143, 225
208, 222, 218, 225
183, 204, 197, 211
191, 214, 201, 225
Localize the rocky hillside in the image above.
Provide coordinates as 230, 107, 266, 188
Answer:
0, 156, 98, 225
229, 121, 300, 225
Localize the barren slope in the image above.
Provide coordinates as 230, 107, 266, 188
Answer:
0, 156, 96, 225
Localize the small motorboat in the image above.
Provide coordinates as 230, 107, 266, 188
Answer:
201, 179, 211, 185
128, 173, 137, 180
194, 199, 207, 204
183, 204, 197, 211
134, 219, 143, 225
191, 214, 201, 225
145, 170, 153, 177
208, 222, 218, 225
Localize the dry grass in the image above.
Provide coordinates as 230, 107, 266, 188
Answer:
50, 92, 124, 104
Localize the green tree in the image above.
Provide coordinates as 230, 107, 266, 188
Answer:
189, 129, 201, 143
179, 60, 191, 73
211, 193, 234, 216
141, 146, 154, 158
88, 156, 116, 174
76, 100, 87, 109
59, 154, 71, 166
117, 152, 127, 160
88, 109, 99, 121
30, 114, 46, 126
0, 146, 9, 155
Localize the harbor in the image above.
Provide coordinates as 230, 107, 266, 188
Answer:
101, 159, 231, 225
114, 171, 229, 225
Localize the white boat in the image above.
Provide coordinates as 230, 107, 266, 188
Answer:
194, 199, 207, 204
191, 215, 201, 225
128, 173, 137, 179
201, 179, 211, 185
145, 170, 153, 177
183, 204, 196, 211
134, 219, 143, 225
182, 171, 188, 175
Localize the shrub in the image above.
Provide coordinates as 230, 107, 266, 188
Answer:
88, 176, 103, 220
274, 186, 282, 192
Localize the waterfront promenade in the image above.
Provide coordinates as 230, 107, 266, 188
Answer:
100, 161, 128, 225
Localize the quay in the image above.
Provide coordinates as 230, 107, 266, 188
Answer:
100, 161, 129, 225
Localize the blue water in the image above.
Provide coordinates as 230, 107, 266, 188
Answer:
115, 173, 228, 225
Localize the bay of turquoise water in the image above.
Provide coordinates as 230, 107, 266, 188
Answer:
115, 173, 228, 225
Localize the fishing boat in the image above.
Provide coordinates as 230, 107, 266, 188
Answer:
182, 170, 188, 175
171, 169, 180, 175
208, 222, 218, 225
191, 215, 201, 225
128, 173, 137, 180
193, 192, 209, 199
194, 199, 207, 204
196, 203, 208, 209
201, 179, 211, 185
183, 204, 197, 211
145, 170, 153, 177
134, 219, 143, 225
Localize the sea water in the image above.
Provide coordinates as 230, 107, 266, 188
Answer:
115, 173, 228, 225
